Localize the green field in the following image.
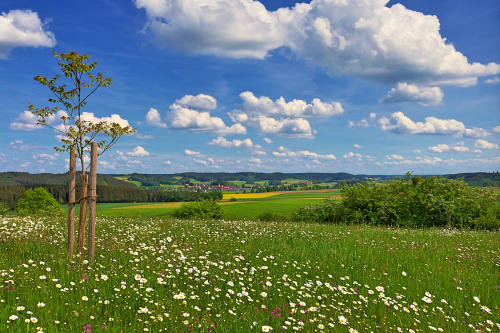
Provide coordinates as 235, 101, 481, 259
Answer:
69, 190, 340, 219
1, 216, 498, 332
113, 176, 141, 187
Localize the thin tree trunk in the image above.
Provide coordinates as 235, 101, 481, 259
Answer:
68, 149, 76, 257
78, 173, 88, 253
88, 142, 97, 259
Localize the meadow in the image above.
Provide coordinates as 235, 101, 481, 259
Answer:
1, 216, 499, 332
68, 190, 341, 220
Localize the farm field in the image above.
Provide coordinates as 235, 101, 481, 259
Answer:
69, 190, 341, 219
0, 216, 498, 332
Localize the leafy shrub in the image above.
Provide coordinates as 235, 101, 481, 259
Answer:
257, 211, 287, 222
172, 200, 224, 220
16, 187, 65, 217
229, 197, 237, 202
294, 174, 499, 230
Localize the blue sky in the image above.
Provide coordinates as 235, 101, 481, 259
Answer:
0, 0, 499, 175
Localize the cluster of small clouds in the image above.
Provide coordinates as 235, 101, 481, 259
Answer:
272, 146, 336, 161
428, 143, 470, 153
207, 137, 267, 155
146, 92, 343, 139
376, 155, 500, 169
0, 9, 56, 59
10, 110, 130, 132
228, 91, 343, 138
344, 151, 364, 161
135, 0, 500, 90
349, 113, 376, 128
183, 150, 219, 168
146, 94, 246, 136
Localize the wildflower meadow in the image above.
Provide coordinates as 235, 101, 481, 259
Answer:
0, 216, 498, 332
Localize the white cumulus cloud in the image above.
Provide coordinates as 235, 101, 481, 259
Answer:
248, 157, 262, 164
379, 112, 490, 138
10, 110, 68, 131
79, 112, 131, 128
485, 77, 500, 84
175, 94, 217, 110
474, 139, 499, 150
0, 9, 56, 59
208, 137, 255, 148
135, 0, 500, 86
256, 116, 313, 138
349, 113, 376, 128
146, 107, 167, 127
428, 143, 470, 153
167, 103, 246, 135
184, 149, 202, 156
134, 0, 285, 59
237, 91, 343, 118
385, 154, 404, 160
381, 83, 443, 106
428, 144, 450, 153
127, 146, 150, 157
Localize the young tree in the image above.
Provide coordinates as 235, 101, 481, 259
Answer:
29, 51, 136, 255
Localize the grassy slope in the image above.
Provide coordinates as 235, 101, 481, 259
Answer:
0, 216, 498, 332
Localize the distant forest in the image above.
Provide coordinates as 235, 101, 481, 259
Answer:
0, 184, 222, 210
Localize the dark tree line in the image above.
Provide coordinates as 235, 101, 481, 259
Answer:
0, 184, 222, 210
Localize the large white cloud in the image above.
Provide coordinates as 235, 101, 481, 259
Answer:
135, 0, 500, 86
0, 9, 56, 59
175, 94, 217, 110
381, 83, 443, 106
379, 112, 490, 138
134, 0, 285, 59
272, 146, 336, 160
167, 103, 246, 135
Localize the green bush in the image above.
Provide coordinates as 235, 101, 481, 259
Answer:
294, 174, 499, 230
172, 200, 224, 220
16, 187, 65, 217
257, 211, 287, 222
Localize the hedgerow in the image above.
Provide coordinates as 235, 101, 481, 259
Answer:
294, 173, 499, 230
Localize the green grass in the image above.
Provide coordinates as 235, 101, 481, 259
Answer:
113, 176, 141, 187
0, 216, 498, 332
226, 180, 247, 186
222, 190, 340, 219
66, 190, 341, 219
281, 178, 310, 184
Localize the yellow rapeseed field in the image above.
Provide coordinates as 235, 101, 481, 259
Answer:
222, 192, 283, 200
